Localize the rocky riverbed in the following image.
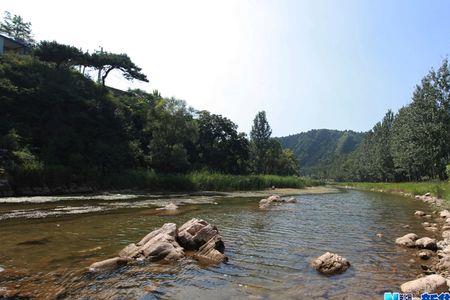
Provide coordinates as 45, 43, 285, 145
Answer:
0, 189, 440, 298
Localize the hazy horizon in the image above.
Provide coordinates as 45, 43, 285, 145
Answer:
2, 0, 450, 136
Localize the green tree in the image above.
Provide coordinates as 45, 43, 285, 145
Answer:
89, 51, 148, 86
0, 11, 34, 43
196, 111, 249, 174
250, 111, 272, 174
145, 98, 198, 173
391, 73, 448, 180
33, 41, 85, 68
277, 149, 300, 176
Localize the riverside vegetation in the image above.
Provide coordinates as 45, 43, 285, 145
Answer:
0, 12, 307, 196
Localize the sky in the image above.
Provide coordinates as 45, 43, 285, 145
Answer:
2, 0, 450, 136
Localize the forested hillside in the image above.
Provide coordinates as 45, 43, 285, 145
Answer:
277, 130, 365, 177
280, 59, 450, 182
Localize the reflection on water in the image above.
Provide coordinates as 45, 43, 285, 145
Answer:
0, 190, 434, 299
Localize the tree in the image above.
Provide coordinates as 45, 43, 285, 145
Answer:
145, 98, 198, 173
0, 11, 34, 44
196, 111, 249, 174
89, 51, 148, 86
33, 41, 85, 68
250, 111, 272, 174
277, 149, 300, 176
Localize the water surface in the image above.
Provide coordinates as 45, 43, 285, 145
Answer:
0, 190, 434, 299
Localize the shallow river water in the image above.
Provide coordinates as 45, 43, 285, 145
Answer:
0, 189, 434, 299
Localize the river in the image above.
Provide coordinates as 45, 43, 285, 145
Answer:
0, 189, 434, 299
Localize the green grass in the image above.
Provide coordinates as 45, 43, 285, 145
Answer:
101, 170, 322, 192
339, 181, 450, 201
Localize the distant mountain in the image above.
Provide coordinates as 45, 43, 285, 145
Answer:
277, 129, 366, 177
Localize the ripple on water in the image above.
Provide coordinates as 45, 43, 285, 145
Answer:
0, 190, 434, 299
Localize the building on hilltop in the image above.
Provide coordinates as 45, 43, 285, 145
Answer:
0, 33, 29, 55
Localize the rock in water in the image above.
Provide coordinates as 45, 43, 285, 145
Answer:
259, 198, 272, 209
418, 250, 434, 260
415, 237, 437, 251
194, 235, 228, 263
415, 211, 426, 216
395, 233, 418, 247
400, 274, 448, 296
311, 252, 350, 275
89, 219, 227, 272
286, 197, 297, 203
137, 223, 178, 246
178, 219, 220, 249
89, 257, 130, 272
157, 203, 179, 211
119, 243, 141, 259
135, 223, 184, 262
178, 218, 228, 263
440, 210, 450, 218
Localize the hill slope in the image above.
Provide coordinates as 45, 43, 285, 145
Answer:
277, 129, 365, 177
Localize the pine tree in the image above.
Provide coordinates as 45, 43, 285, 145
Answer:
0, 11, 34, 43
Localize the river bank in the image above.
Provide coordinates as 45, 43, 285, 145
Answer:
339, 182, 450, 295
1, 172, 322, 197
338, 181, 450, 202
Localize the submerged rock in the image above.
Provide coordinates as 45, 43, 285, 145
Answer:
259, 194, 296, 209
400, 274, 448, 296
311, 252, 350, 275
89, 257, 130, 272
157, 203, 179, 211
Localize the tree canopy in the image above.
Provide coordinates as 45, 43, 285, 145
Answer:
90, 51, 149, 86
0, 11, 34, 44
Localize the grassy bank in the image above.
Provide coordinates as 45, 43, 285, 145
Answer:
339, 181, 450, 201
7, 169, 322, 194
103, 171, 322, 192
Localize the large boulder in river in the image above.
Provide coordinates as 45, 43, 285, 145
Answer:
415, 237, 437, 251
121, 223, 184, 262
400, 274, 448, 296
395, 233, 418, 247
89, 219, 227, 272
178, 218, 228, 263
311, 252, 350, 275
178, 219, 216, 250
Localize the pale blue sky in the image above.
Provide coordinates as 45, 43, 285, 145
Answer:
2, 1, 449, 136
